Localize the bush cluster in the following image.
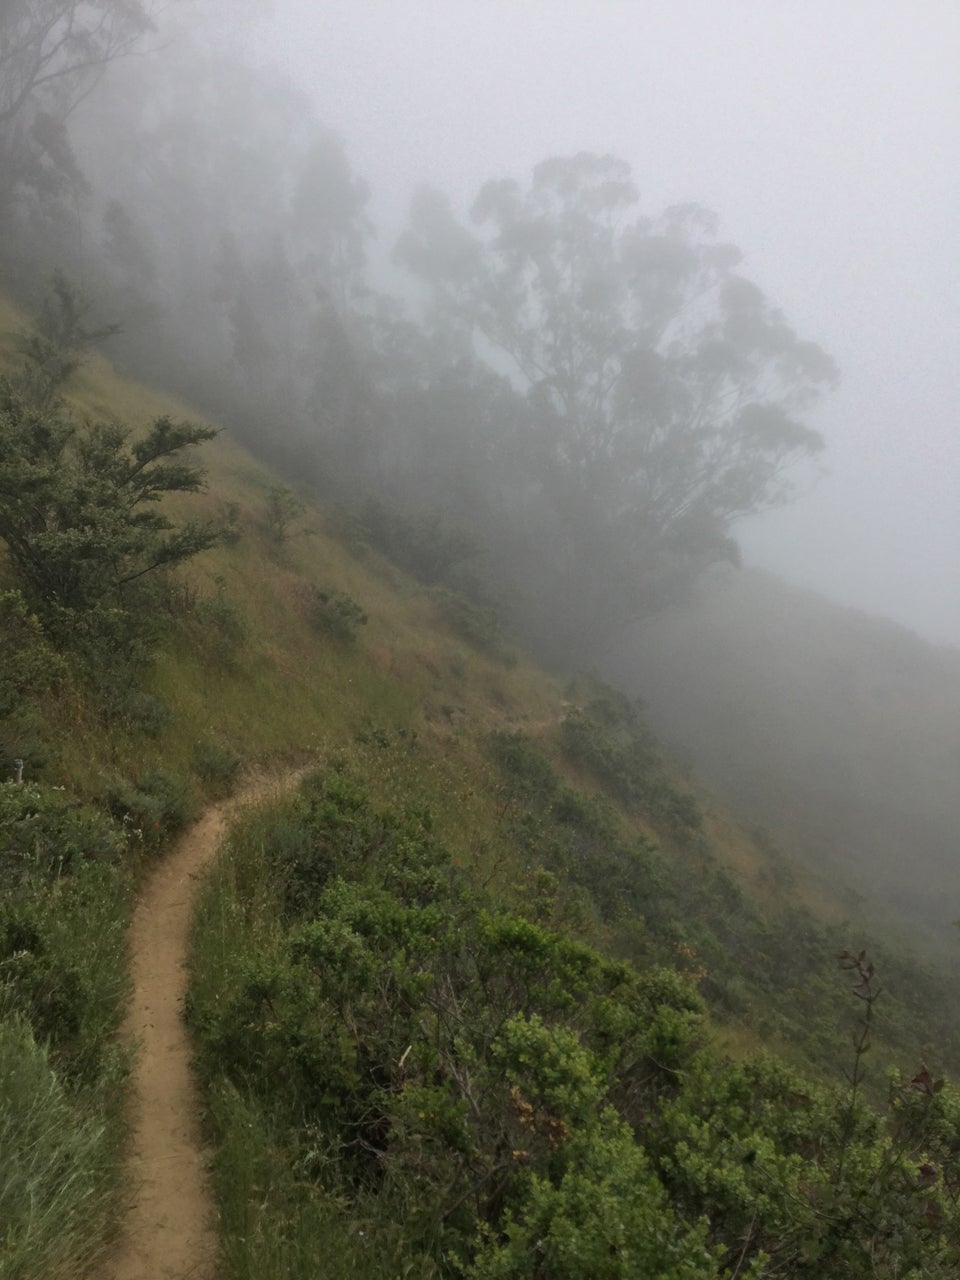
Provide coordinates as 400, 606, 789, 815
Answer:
189, 769, 960, 1278
303, 586, 368, 643
560, 681, 702, 835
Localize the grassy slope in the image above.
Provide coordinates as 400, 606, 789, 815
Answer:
0, 293, 936, 1019
3, 294, 957, 1276
0, 291, 839, 930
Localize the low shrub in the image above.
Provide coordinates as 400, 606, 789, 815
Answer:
193, 739, 241, 794
303, 587, 368, 643
197, 590, 247, 668
106, 769, 192, 850
561, 682, 701, 835
0, 781, 124, 886
432, 589, 514, 663
362, 501, 480, 586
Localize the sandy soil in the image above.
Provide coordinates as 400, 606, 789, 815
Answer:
103, 775, 297, 1280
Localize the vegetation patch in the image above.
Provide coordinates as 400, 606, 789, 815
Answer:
0, 782, 131, 1278
189, 770, 960, 1278
302, 585, 368, 643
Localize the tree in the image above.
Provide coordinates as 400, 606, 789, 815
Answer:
291, 128, 372, 309
17, 269, 121, 408
0, 2, 155, 280
0, 380, 217, 636
263, 483, 306, 545
397, 154, 838, 650
0, 1, 153, 131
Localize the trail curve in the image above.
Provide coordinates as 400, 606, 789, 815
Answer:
103, 772, 302, 1280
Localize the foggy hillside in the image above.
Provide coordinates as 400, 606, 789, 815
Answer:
603, 566, 960, 932
6, 6, 960, 1275
1, 2, 957, 948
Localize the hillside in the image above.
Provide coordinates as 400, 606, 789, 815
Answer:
601, 564, 960, 938
4, 297, 960, 1277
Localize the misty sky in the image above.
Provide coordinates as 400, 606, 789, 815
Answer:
234, 0, 959, 645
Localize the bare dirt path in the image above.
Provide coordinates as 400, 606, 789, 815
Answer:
103, 773, 301, 1280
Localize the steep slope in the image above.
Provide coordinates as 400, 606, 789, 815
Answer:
3, 295, 960, 1278
602, 563, 960, 937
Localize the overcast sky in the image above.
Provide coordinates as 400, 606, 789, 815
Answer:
237, 0, 959, 645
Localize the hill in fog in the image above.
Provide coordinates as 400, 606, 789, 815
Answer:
603, 564, 960, 935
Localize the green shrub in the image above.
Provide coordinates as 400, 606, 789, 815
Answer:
106, 769, 191, 850
197, 591, 247, 668
304, 587, 368, 643
117, 690, 175, 738
0, 381, 217, 639
187, 771, 715, 1274
362, 500, 480, 586
489, 733, 558, 807
188, 764, 960, 1280
0, 590, 62, 719
193, 739, 241, 794
0, 783, 130, 1098
561, 683, 701, 835
432, 589, 513, 663
0, 782, 124, 885
263, 484, 307, 545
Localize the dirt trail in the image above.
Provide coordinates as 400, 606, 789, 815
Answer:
103, 773, 300, 1280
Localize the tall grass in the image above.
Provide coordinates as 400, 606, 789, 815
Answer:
0, 1018, 125, 1280
208, 1082, 388, 1280
0, 786, 133, 1279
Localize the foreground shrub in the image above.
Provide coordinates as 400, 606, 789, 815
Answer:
190, 770, 960, 1278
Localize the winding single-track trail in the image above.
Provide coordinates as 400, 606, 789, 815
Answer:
103, 773, 301, 1280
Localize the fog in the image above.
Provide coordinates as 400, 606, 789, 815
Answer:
2, 0, 959, 931
239, 0, 960, 647
7, 0, 955, 643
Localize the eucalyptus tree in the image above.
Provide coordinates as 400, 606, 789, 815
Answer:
397, 154, 838, 654
0, 1, 155, 278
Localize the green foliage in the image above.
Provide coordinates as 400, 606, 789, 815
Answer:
303, 586, 368, 643
0, 591, 60, 719
189, 770, 720, 1276
467, 1116, 719, 1280
105, 768, 191, 851
264, 483, 307, 545
191, 777, 960, 1279
0, 1017, 122, 1280
649, 1042, 960, 1278
490, 730, 663, 924
487, 731, 960, 1078
16, 271, 121, 410
196, 588, 248, 668
0, 785, 130, 1083
363, 500, 481, 586
0, 382, 218, 661
0, 780, 124, 887
432, 589, 513, 664
206, 1081, 381, 1280
192, 738, 241, 794
0, 589, 62, 777
561, 681, 701, 834
114, 688, 175, 738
